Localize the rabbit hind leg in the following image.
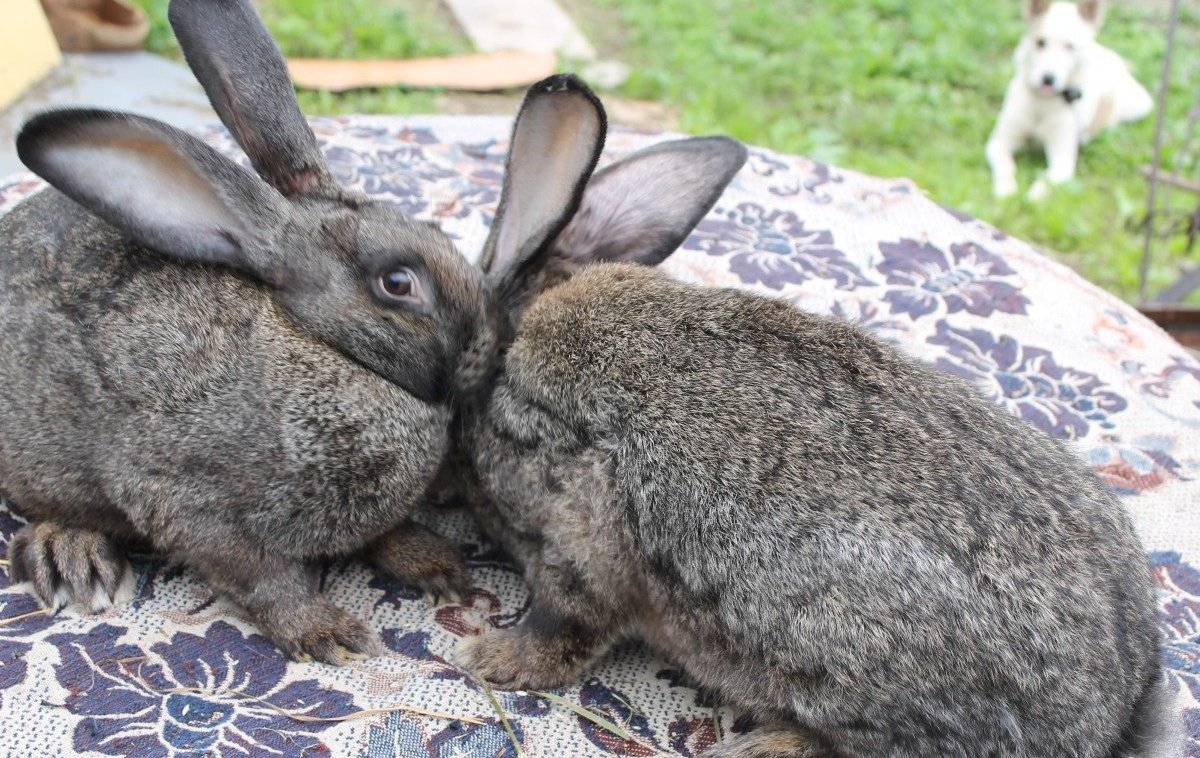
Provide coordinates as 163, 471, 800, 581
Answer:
361, 520, 470, 606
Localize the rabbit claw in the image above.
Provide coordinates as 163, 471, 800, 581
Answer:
366, 524, 471, 606
275, 602, 380, 665
455, 627, 579, 691
423, 584, 464, 608
9, 522, 135, 614
699, 726, 828, 757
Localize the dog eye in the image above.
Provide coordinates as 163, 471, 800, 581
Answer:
1036, 37, 1047, 48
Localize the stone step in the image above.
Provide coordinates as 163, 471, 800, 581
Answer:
440, 0, 627, 87
442, 0, 596, 60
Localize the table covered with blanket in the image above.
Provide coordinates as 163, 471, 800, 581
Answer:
0, 115, 1197, 757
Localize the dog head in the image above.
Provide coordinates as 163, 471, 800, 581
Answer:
1019, 1, 1104, 96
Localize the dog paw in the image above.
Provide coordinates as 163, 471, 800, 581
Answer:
1027, 179, 1052, 201
455, 628, 579, 690
9, 522, 135, 614
272, 602, 381, 665
993, 178, 1018, 199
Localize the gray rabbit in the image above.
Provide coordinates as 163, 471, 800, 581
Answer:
0, 0, 481, 663
443, 77, 1176, 756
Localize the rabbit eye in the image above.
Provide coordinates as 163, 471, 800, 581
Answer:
374, 267, 428, 307
380, 269, 413, 297
1036, 37, 1047, 48
371, 264, 431, 310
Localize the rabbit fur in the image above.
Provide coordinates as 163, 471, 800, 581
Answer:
443, 76, 1176, 757
0, 0, 481, 663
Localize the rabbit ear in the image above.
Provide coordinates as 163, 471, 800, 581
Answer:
18, 109, 292, 285
481, 74, 606, 291
168, 0, 334, 198
548, 136, 746, 270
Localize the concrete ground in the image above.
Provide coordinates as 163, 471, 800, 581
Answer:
0, 49, 674, 180
0, 51, 216, 177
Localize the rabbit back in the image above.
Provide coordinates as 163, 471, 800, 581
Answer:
485, 263, 1160, 755
0, 189, 448, 559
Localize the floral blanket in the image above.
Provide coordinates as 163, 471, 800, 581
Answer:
0, 115, 1197, 757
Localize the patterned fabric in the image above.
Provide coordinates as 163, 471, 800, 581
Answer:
1, 115, 1197, 756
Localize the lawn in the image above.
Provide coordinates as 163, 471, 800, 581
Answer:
131, 0, 1200, 303
576, 0, 1200, 303
132, 0, 469, 114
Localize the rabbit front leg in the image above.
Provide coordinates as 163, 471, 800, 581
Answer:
186, 543, 380, 665
9, 522, 137, 614
362, 520, 471, 606
702, 726, 830, 758
456, 559, 626, 690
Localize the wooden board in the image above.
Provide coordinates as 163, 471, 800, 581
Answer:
286, 51, 557, 93
0, 0, 62, 110
1139, 305, 1200, 350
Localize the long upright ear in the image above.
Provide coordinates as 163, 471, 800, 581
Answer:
1078, 0, 1105, 27
168, 0, 334, 198
1024, 0, 1050, 19
480, 74, 606, 293
547, 136, 746, 270
18, 109, 291, 285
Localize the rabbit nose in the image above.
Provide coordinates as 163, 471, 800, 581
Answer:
1041, 73, 1055, 87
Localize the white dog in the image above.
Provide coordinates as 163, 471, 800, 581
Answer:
986, 0, 1153, 201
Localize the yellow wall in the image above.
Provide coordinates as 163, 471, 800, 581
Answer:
0, 0, 62, 110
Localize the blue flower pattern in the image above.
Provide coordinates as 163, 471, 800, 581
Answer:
930, 321, 1127, 440
878, 238, 1029, 319
685, 203, 871, 290
47, 622, 354, 756
1152, 553, 1200, 757
2, 118, 1200, 753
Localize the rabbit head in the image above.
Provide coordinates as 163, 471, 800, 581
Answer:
16, 0, 482, 406
455, 74, 747, 399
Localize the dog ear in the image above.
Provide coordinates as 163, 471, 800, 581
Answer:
1023, 0, 1050, 19
1078, 0, 1105, 27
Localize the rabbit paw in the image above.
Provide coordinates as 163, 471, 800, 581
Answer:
272, 602, 381, 666
9, 522, 135, 614
455, 628, 583, 690
366, 525, 471, 606
701, 727, 828, 757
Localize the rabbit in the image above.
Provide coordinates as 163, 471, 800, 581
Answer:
0, 0, 483, 664
440, 75, 1177, 756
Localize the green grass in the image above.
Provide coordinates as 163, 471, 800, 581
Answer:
579, 0, 1200, 302
130, 0, 467, 114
